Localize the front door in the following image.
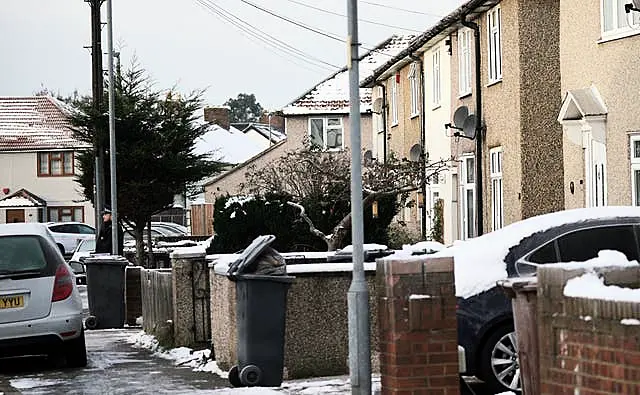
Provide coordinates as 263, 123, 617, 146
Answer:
6, 209, 25, 223
584, 132, 607, 207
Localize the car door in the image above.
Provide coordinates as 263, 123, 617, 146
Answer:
516, 224, 640, 276
48, 224, 77, 254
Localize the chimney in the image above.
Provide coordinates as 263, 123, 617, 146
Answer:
204, 106, 231, 130
259, 111, 285, 132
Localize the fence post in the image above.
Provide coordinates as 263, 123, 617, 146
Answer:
171, 248, 211, 348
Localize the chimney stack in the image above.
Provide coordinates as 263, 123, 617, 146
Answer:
204, 106, 231, 130
259, 111, 285, 132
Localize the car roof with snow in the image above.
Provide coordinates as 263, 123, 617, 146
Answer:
434, 206, 640, 298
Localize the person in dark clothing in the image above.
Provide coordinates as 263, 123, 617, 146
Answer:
95, 208, 124, 255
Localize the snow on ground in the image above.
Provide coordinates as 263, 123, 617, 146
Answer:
432, 206, 640, 298
10, 379, 65, 390
126, 331, 228, 378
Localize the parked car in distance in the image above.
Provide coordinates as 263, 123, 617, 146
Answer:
0, 223, 87, 367
69, 239, 95, 285
46, 222, 95, 256
439, 206, 640, 394
151, 222, 188, 236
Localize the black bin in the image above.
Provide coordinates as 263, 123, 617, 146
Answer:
83, 254, 129, 330
226, 235, 294, 388
233, 274, 294, 387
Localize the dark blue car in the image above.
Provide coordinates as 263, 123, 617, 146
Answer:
447, 207, 640, 393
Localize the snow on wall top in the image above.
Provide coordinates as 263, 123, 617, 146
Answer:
283, 35, 415, 115
0, 96, 88, 151
433, 206, 640, 299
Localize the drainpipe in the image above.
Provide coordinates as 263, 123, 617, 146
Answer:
410, 54, 428, 239
461, 16, 484, 237
374, 82, 388, 163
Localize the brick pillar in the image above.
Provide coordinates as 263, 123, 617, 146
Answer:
125, 265, 142, 326
377, 257, 459, 395
171, 249, 211, 348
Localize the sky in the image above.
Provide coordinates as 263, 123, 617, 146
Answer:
0, 0, 464, 110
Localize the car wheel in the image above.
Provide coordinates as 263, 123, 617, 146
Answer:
64, 330, 87, 368
479, 324, 521, 394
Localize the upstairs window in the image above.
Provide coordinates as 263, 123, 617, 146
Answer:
602, 0, 640, 36
38, 151, 74, 177
391, 77, 399, 125
432, 49, 441, 107
309, 117, 344, 150
487, 6, 502, 83
458, 28, 472, 95
408, 63, 420, 116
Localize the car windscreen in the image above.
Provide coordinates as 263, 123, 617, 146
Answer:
0, 235, 48, 274
79, 239, 96, 252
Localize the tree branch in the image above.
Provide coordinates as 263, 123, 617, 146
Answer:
286, 201, 331, 249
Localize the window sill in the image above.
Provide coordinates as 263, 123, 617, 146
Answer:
487, 79, 502, 88
410, 113, 420, 119
458, 92, 472, 99
391, 122, 399, 128
598, 29, 640, 44
432, 104, 442, 111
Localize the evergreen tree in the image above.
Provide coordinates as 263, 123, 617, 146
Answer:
70, 66, 223, 263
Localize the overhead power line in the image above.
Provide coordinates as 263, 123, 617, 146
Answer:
283, 0, 422, 33
194, 0, 340, 71
360, 0, 445, 18
239, 0, 345, 43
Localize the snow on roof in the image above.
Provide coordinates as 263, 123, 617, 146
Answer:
0, 196, 37, 207
193, 122, 265, 165
283, 35, 415, 115
0, 96, 88, 151
433, 206, 640, 298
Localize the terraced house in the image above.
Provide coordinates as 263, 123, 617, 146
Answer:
0, 96, 94, 225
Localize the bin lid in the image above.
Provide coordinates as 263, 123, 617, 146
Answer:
226, 235, 277, 276
233, 273, 295, 283
83, 254, 130, 266
496, 277, 538, 298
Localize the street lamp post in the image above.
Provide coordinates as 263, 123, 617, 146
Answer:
105, 0, 119, 254
346, 1, 371, 394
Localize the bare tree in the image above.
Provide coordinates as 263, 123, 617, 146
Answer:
243, 146, 451, 250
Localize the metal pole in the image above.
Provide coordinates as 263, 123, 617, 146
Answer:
89, 0, 105, 233
106, 0, 118, 254
346, 1, 371, 393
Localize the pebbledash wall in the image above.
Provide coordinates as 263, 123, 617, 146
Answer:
537, 265, 640, 394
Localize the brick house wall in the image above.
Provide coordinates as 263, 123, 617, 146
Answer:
537, 265, 640, 394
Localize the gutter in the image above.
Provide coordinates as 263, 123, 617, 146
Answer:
461, 16, 484, 237
409, 54, 428, 239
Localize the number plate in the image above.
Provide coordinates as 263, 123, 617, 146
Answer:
0, 295, 24, 309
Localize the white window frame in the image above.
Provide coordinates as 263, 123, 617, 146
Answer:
408, 63, 420, 117
490, 147, 504, 231
487, 6, 502, 83
432, 49, 441, 107
308, 117, 344, 151
460, 155, 476, 240
390, 77, 399, 126
630, 135, 640, 205
601, 0, 640, 38
458, 28, 472, 96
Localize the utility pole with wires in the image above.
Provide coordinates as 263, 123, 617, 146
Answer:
346, 1, 371, 394
87, 0, 105, 233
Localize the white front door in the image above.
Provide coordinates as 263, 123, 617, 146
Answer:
585, 132, 607, 207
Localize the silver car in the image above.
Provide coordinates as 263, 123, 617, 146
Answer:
0, 223, 86, 367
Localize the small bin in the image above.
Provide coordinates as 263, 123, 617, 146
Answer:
497, 277, 539, 395
226, 235, 294, 388
83, 254, 129, 330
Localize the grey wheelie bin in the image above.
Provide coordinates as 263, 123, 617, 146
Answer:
226, 235, 295, 388
83, 254, 129, 330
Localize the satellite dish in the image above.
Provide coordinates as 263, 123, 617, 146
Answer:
453, 106, 469, 129
409, 144, 422, 162
372, 98, 383, 114
363, 150, 373, 165
462, 114, 477, 139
